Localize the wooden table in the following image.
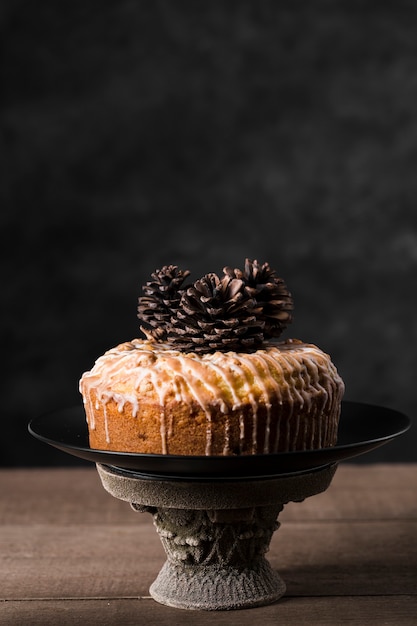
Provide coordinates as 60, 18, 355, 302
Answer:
1, 464, 416, 625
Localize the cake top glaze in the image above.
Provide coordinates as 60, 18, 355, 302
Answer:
79, 337, 344, 416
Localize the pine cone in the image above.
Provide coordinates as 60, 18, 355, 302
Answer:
168, 272, 265, 352
137, 265, 190, 341
224, 259, 293, 338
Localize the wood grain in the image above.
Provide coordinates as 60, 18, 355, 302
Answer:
1, 464, 416, 625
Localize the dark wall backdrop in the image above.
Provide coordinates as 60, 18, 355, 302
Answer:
3, 0, 416, 465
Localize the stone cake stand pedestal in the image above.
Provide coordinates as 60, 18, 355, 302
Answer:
96, 462, 337, 611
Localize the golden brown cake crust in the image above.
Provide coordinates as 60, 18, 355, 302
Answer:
79, 338, 345, 456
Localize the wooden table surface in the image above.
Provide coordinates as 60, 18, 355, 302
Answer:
1, 463, 416, 625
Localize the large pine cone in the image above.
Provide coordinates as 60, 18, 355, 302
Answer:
168, 272, 265, 352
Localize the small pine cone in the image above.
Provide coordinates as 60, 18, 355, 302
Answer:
138, 265, 190, 340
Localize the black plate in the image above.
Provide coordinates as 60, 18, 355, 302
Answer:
28, 401, 410, 479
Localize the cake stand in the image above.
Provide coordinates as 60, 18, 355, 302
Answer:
95, 462, 336, 610
29, 401, 410, 611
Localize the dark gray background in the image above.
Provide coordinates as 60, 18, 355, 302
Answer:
3, 0, 416, 465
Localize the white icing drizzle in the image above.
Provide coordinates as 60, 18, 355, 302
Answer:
221, 356, 259, 454
159, 410, 167, 454
79, 338, 345, 455
103, 404, 110, 444
242, 354, 274, 454
223, 415, 231, 456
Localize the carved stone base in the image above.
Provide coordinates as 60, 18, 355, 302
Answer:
150, 559, 285, 610
96, 463, 337, 611
140, 503, 285, 609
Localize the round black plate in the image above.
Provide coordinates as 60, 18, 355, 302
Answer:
28, 401, 410, 479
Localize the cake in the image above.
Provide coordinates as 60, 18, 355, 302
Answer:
79, 260, 345, 456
